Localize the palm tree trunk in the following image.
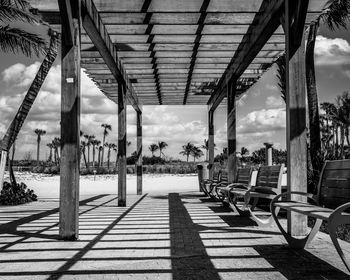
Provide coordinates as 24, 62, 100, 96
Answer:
0, 30, 59, 187
336, 125, 339, 157
101, 134, 106, 164
36, 138, 40, 165
87, 145, 90, 166
92, 145, 96, 167
341, 125, 345, 159
306, 21, 322, 170
186, 154, 189, 162
107, 148, 111, 169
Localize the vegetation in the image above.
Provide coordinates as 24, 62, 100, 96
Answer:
0, 181, 37, 205
34, 129, 45, 165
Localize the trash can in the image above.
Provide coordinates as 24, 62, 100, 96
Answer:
197, 163, 209, 192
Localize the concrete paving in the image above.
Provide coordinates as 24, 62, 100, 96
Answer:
0, 192, 349, 279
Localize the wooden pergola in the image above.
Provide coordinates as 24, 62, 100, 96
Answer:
29, 0, 328, 240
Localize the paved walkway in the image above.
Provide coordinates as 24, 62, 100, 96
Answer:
0, 192, 349, 279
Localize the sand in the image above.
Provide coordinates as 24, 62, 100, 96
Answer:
3, 172, 199, 199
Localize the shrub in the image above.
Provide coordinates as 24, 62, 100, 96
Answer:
33, 165, 45, 173
0, 182, 37, 205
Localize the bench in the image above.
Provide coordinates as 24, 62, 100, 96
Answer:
271, 159, 350, 272
200, 170, 221, 197
208, 170, 229, 198
215, 167, 253, 206
229, 164, 284, 226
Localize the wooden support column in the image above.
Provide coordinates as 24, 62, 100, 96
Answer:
285, 0, 308, 236
227, 79, 237, 183
59, 0, 81, 240
208, 109, 215, 180
118, 82, 127, 206
136, 108, 142, 195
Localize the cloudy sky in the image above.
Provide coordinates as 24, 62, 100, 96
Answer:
0, 22, 349, 161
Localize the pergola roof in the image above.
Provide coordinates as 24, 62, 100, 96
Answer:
30, 0, 328, 106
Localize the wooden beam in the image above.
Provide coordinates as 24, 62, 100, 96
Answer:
59, 0, 80, 240
81, 0, 141, 113
208, 109, 214, 180
207, 0, 284, 108
227, 79, 237, 183
136, 108, 142, 195
118, 82, 127, 207
285, 0, 309, 237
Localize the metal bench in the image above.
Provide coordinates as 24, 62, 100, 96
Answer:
215, 167, 253, 206
229, 164, 284, 226
200, 170, 221, 197
271, 159, 350, 272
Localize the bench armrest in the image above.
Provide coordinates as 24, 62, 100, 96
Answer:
225, 182, 249, 190
271, 191, 318, 206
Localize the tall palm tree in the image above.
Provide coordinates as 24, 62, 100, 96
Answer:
52, 137, 61, 165
46, 143, 53, 162
90, 139, 100, 167
34, 129, 46, 164
101, 124, 112, 165
84, 134, 95, 165
158, 141, 168, 158
0, 28, 58, 186
190, 145, 204, 163
105, 143, 115, 170
179, 142, 195, 162
80, 140, 88, 169
306, 0, 350, 169
149, 144, 159, 157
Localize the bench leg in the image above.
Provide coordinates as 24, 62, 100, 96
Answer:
329, 204, 350, 273
271, 201, 322, 248
228, 192, 250, 216
245, 194, 275, 227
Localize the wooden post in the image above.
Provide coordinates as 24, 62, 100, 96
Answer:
118, 82, 127, 206
227, 78, 237, 183
285, 0, 308, 236
136, 108, 142, 195
208, 109, 215, 180
0, 151, 7, 188
59, 0, 81, 240
264, 143, 273, 166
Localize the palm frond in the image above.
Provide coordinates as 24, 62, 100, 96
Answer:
320, 0, 350, 31
0, 0, 40, 23
0, 25, 47, 57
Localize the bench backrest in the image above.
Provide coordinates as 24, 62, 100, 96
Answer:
220, 170, 228, 183
213, 170, 221, 182
317, 159, 350, 209
235, 167, 253, 186
254, 164, 284, 195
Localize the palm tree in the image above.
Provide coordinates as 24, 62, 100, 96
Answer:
98, 145, 103, 168
179, 142, 195, 162
90, 139, 100, 167
80, 140, 88, 169
158, 141, 168, 158
52, 137, 61, 165
149, 144, 159, 157
113, 144, 118, 168
34, 129, 46, 164
101, 124, 112, 165
84, 134, 95, 165
47, 143, 53, 162
0, 0, 47, 57
105, 143, 115, 170
306, 0, 350, 169
190, 145, 204, 163
0, 29, 58, 186
201, 139, 216, 161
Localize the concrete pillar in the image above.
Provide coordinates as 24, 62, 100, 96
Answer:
264, 143, 273, 166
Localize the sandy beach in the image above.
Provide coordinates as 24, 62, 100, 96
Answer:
3, 172, 199, 199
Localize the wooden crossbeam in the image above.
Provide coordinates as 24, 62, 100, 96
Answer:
207, 0, 284, 111
81, 0, 141, 112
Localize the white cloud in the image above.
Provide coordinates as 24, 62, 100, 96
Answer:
266, 95, 284, 107
315, 35, 350, 66
238, 108, 286, 135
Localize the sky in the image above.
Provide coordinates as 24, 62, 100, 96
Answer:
0, 21, 350, 161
